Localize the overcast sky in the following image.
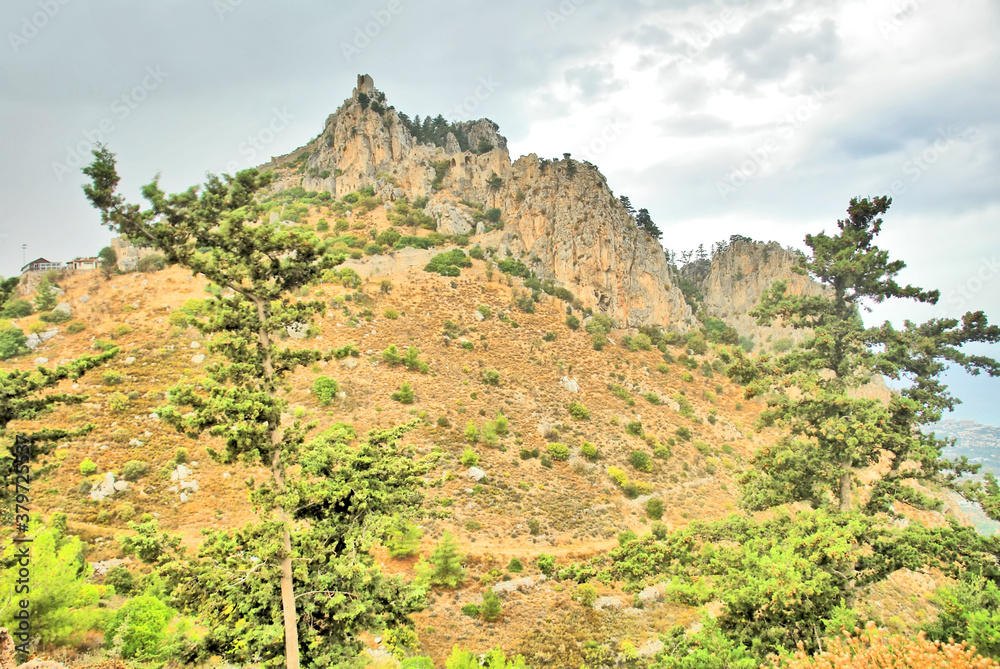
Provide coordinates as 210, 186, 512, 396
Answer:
2, 0, 998, 424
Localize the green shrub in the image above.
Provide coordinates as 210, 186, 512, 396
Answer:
383, 308, 399, 320
1, 299, 33, 318
625, 420, 643, 437
65, 320, 87, 334
653, 443, 672, 459
493, 413, 508, 435
543, 331, 556, 342
136, 254, 166, 272
104, 595, 173, 660
102, 370, 124, 385
122, 460, 149, 481
693, 441, 712, 456
39, 309, 71, 324
481, 369, 500, 386
527, 518, 541, 535
568, 402, 590, 420
437, 416, 452, 428
460, 447, 479, 467
332, 342, 360, 359
646, 498, 664, 520
628, 333, 653, 351
313, 376, 340, 405
519, 448, 539, 460
464, 422, 480, 443
391, 381, 415, 404
174, 448, 188, 464
507, 557, 523, 573
618, 530, 638, 546
480, 588, 502, 621
546, 443, 570, 461
537, 554, 556, 575
581, 441, 598, 461
80, 458, 98, 476
676, 426, 692, 441
424, 249, 471, 276
0, 328, 28, 360
576, 583, 598, 607
642, 391, 660, 404
566, 314, 580, 330
607, 466, 628, 488
461, 603, 480, 617
629, 450, 653, 472
104, 565, 134, 595
112, 324, 132, 339
681, 371, 694, 382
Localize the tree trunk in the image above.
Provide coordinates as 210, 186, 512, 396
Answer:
839, 466, 852, 513
256, 297, 300, 669
273, 450, 300, 669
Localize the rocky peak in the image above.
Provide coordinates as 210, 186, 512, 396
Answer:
680, 237, 826, 351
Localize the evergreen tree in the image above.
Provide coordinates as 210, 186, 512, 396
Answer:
618, 195, 635, 218
0, 349, 116, 522
636, 208, 661, 239
419, 531, 466, 588
33, 279, 57, 311
82, 147, 429, 668
97, 245, 118, 277
732, 196, 1000, 519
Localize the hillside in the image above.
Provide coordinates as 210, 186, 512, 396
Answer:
0, 74, 981, 669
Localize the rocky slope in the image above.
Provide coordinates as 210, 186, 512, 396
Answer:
679, 237, 826, 352
262, 75, 696, 330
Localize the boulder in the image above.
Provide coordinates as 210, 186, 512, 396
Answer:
191, 354, 205, 364
465, 467, 486, 482
38, 329, 58, 342
52, 302, 71, 316
560, 376, 580, 393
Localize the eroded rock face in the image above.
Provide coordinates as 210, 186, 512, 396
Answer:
261, 76, 697, 330
680, 239, 826, 350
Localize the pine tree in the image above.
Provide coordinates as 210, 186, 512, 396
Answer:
480, 588, 502, 622
618, 195, 635, 218
422, 531, 466, 588
33, 279, 57, 311
636, 208, 661, 239
733, 196, 1000, 518
82, 147, 430, 668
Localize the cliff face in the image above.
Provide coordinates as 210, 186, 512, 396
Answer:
680, 239, 826, 351
264, 75, 696, 330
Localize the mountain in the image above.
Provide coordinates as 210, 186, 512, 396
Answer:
260, 74, 697, 331
5, 74, 965, 668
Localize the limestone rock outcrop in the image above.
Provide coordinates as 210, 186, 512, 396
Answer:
680, 238, 826, 350
262, 75, 695, 330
